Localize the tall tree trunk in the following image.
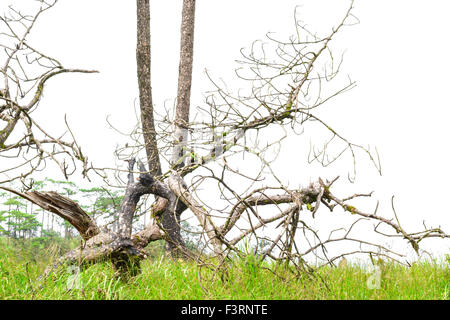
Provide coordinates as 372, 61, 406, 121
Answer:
136, 0, 184, 256
162, 0, 196, 258
136, 0, 161, 176
136, 0, 196, 258
171, 0, 196, 168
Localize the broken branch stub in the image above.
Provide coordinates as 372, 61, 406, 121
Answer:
0, 186, 99, 240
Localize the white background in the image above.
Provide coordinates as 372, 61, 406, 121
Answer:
1, 0, 449, 259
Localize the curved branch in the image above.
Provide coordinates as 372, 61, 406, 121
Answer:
168, 172, 222, 255
25, 68, 98, 110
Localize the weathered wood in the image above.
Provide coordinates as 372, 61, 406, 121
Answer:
118, 159, 173, 239
136, 0, 161, 176
0, 186, 99, 240
155, 0, 198, 258
2, 158, 188, 279
168, 173, 223, 256
171, 0, 196, 168
39, 230, 149, 280
131, 219, 164, 248
117, 158, 141, 239
160, 194, 189, 258
221, 186, 319, 235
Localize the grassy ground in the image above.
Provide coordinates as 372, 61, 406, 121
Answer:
0, 238, 448, 300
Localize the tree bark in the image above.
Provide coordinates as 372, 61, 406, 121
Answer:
159, 0, 197, 258
136, 0, 161, 176
168, 173, 223, 256
132, 1, 198, 260
136, 0, 188, 257
171, 0, 196, 168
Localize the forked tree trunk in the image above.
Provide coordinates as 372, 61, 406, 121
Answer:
0, 0, 200, 279
135, 0, 198, 259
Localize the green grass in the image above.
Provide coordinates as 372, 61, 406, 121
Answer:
0, 238, 448, 300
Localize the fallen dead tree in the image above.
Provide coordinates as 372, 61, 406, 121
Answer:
0, 1, 448, 287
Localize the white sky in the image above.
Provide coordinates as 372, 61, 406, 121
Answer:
1, 0, 449, 260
